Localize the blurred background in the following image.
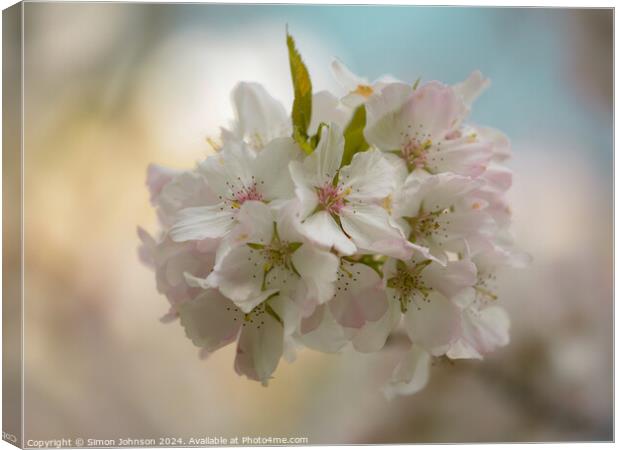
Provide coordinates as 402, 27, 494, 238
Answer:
16, 4, 612, 444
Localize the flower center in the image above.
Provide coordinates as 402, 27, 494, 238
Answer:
407, 208, 450, 242
387, 260, 432, 313
317, 183, 349, 215
402, 137, 432, 171
231, 183, 263, 208
354, 84, 374, 98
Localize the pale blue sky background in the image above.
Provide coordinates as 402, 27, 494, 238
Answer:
166, 6, 612, 177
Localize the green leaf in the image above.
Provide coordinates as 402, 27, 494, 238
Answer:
412, 77, 421, 91
341, 105, 370, 166
247, 242, 265, 250
293, 128, 314, 155
286, 30, 313, 142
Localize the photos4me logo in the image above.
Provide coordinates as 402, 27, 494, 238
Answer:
3, 431, 18, 444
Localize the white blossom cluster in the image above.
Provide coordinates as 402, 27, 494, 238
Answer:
139, 35, 527, 397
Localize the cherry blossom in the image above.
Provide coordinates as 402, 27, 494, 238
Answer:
139, 36, 526, 397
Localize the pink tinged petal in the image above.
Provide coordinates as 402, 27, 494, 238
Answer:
178, 290, 243, 353
297, 305, 352, 353
292, 245, 339, 305
137, 227, 156, 267
423, 260, 477, 300
340, 149, 397, 201
339, 204, 408, 258
301, 210, 356, 255
404, 291, 460, 356
420, 173, 482, 212
477, 126, 512, 161
437, 211, 497, 245
402, 81, 466, 137
364, 82, 417, 150
482, 165, 513, 192
382, 344, 431, 400
426, 138, 493, 177
330, 262, 388, 328
146, 164, 179, 204
461, 305, 510, 355
352, 298, 402, 353
169, 204, 236, 241
398, 81, 467, 141
300, 303, 324, 334
452, 70, 490, 108
160, 308, 179, 323
234, 310, 284, 386
231, 82, 290, 148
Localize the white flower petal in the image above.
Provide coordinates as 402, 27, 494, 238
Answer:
426, 137, 493, 177
477, 126, 512, 161
236, 200, 275, 245
301, 210, 356, 255
146, 164, 180, 204
364, 82, 415, 150
292, 244, 339, 305
331, 58, 367, 91
461, 305, 510, 355
234, 309, 284, 385
340, 204, 408, 258
329, 262, 387, 328
178, 290, 242, 353
230, 82, 290, 149
254, 137, 300, 200
268, 294, 301, 338
210, 245, 272, 311
309, 90, 351, 135
452, 70, 490, 108
340, 149, 396, 200
352, 298, 401, 353
199, 141, 257, 198
423, 260, 477, 300
304, 123, 345, 185
169, 204, 235, 241
297, 304, 351, 353
289, 161, 320, 218
446, 338, 483, 360
382, 344, 431, 399
403, 291, 460, 355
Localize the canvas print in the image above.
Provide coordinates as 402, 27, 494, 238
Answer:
2, 2, 613, 447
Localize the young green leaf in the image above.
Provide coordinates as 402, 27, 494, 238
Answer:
412, 77, 421, 90
293, 128, 314, 155
286, 30, 313, 142
341, 104, 370, 166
